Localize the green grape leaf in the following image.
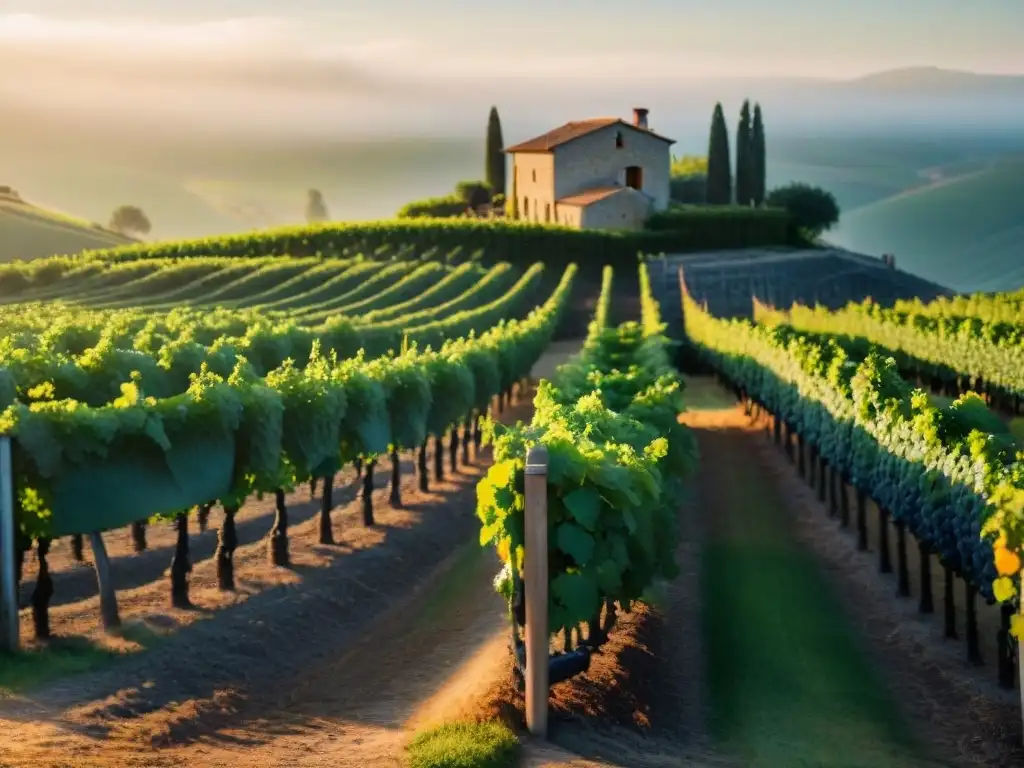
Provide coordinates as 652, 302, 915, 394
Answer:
609, 534, 630, 569
562, 486, 602, 531
556, 522, 595, 566
621, 508, 637, 534
596, 558, 623, 593
551, 571, 600, 624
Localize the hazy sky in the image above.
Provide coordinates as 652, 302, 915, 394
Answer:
2, 2, 1022, 142
3, 1, 1023, 81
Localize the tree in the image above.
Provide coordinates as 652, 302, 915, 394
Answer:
706, 103, 732, 205
751, 104, 767, 206
735, 100, 753, 206
485, 106, 506, 198
109, 205, 151, 236
766, 183, 840, 239
670, 154, 708, 177
305, 189, 329, 223
455, 180, 492, 208
670, 154, 708, 204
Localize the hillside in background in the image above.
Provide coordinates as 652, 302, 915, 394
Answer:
1, 64, 1022, 283
0, 193, 134, 262
828, 158, 1024, 293
846, 66, 1024, 96
767, 133, 1015, 211
0, 133, 482, 242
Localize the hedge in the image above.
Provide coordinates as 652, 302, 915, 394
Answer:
396, 195, 469, 218
645, 205, 792, 247
66, 214, 795, 275
669, 176, 707, 204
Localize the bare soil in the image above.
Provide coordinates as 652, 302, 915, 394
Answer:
18, 464, 375, 610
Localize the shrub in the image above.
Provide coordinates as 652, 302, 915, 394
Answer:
454, 180, 492, 208
765, 183, 840, 238
669, 176, 706, 204
397, 195, 471, 219
399, 181, 492, 219
645, 205, 791, 247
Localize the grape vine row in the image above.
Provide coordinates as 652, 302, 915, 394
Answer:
2, 264, 575, 546
477, 263, 697, 664
684, 289, 1024, 638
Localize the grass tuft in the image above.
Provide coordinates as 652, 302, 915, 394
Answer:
0, 639, 114, 698
0, 624, 162, 698
406, 720, 520, 768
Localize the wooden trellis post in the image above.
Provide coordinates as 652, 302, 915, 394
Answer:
0, 436, 19, 652
524, 444, 549, 737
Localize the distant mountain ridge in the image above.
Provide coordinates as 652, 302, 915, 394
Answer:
698, 67, 1024, 96
845, 66, 1024, 93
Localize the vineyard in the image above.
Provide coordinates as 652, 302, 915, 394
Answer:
0, 226, 1022, 768
0, 243, 569, 645
646, 246, 952, 331
677, 274, 1024, 728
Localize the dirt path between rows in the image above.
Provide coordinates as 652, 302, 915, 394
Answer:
680, 381, 1021, 767
745, 410, 1023, 767
0, 343, 583, 768
690, 409, 939, 767
522, 379, 1020, 768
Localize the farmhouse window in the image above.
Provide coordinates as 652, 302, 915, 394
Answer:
626, 165, 643, 190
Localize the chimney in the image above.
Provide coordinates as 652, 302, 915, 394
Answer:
632, 108, 649, 130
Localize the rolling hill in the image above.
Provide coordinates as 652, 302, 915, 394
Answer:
0, 193, 135, 261
846, 66, 1024, 96
827, 157, 1024, 294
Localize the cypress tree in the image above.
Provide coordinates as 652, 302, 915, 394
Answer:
751, 103, 767, 206
735, 100, 753, 206
485, 106, 506, 198
706, 103, 732, 205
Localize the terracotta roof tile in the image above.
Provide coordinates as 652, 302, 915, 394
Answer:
505, 118, 674, 153
556, 186, 629, 207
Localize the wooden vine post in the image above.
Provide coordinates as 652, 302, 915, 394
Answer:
524, 444, 549, 738
0, 436, 18, 651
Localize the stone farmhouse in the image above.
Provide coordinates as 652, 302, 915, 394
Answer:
505, 108, 674, 231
